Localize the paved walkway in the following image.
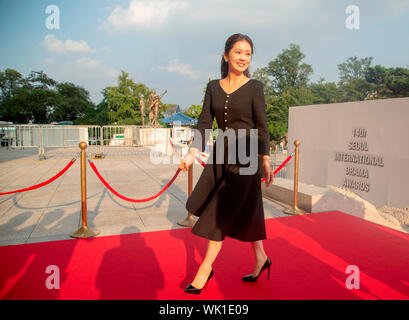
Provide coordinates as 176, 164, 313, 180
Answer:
0, 146, 290, 247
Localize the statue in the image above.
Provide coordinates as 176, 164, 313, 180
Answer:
148, 89, 168, 126
148, 90, 156, 126
139, 93, 146, 126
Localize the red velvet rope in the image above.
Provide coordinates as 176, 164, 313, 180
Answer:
89, 152, 292, 203
89, 160, 181, 202
0, 159, 76, 196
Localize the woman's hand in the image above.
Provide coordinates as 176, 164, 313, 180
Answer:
262, 158, 274, 187
179, 148, 198, 171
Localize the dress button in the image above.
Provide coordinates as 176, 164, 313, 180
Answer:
224, 119, 227, 122
226, 126, 229, 129
224, 112, 227, 115
224, 106, 227, 109
225, 100, 228, 103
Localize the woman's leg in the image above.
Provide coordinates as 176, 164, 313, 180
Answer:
249, 240, 268, 276
190, 239, 223, 288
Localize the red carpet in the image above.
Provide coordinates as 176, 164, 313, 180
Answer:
0, 211, 408, 300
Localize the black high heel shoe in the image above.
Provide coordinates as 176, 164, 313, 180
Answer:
184, 269, 214, 294
242, 257, 271, 282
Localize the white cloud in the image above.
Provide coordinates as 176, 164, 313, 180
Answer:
100, 0, 333, 38
72, 57, 119, 78
75, 57, 102, 69
101, 46, 112, 54
151, 59, 199, 79
43, 57, 120, 104
46, 56, 118, 82
103, 0, 189, 32
42, 35, 97, 54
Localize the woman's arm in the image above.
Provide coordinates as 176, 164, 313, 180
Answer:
253, 81, 270, 157
253, 81, 274, 186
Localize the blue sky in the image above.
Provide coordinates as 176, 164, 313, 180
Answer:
1, 0, 408, 110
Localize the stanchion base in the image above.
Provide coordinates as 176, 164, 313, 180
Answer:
177, 214, 196, 227
284, 206, 306, 215
70, 226, 100, 238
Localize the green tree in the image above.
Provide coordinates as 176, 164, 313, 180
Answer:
364, 65, 388, 99
383, 67, 409, 98
104, 71, 150, 125
0, 69, 27, 101
26, 70, 57, 90
50, 82, 95, 122
252, 44, 315, 143
265, 43, 313, 95
338, 56, 374, 85
75, 100, 109, 126
183, 104, 202, 119
266, 100, 287, 142
252, 67, 276, 98
309, 78, 344, 104
0, 68, 59, 123
337, 56, 374, 101
339, 78, 373, 102
281, 87, 316, 107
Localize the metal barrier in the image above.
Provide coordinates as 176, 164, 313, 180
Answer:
0, 124, 40, 148
1, 124, 173, 148
0, 124, 101, 148
100, 126, 172, 155
284, 140, 305, 215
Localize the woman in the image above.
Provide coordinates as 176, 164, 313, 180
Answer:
179, 33, 274, 294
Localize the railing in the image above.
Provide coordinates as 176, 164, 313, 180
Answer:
0, 124, 174, 159
0, 124, 101, 148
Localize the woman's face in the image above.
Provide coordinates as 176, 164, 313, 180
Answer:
224, 40, 252, 76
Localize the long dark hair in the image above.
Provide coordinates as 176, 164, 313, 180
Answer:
220, 33, 254, 79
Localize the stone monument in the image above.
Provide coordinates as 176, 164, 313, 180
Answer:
287, 97, 409, 208
148, 89, 168, 127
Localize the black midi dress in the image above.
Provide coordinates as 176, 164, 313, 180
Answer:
185, 78, 270, 242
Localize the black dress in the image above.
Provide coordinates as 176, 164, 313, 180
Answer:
185, 78, 270, 242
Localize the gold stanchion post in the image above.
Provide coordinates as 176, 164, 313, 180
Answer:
178, 139, 197, 227
70, 142, 100, 238
178, 160, 196, 227
284, 140, 305, 215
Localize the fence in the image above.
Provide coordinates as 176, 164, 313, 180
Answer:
0, 124, 176, 159
0, 124, 99, 148
0, 124, 288, 177
0, 124, 170, 148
